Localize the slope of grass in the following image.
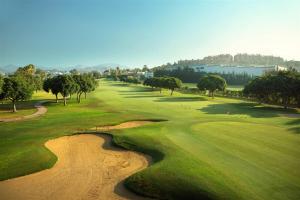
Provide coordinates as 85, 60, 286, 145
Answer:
0, 80, 299, 200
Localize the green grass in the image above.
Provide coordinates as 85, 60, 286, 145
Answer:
226, 85, 244, 91
0, 80, 299, 200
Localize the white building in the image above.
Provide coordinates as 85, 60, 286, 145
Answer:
144, 71, 154, 78
192, 65, 287, 76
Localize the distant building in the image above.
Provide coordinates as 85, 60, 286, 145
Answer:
144, 71, 154, 78
136, 71, 154, 79
192, 65, 287, 76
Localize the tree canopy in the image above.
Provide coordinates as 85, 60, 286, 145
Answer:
2, 76, 34, 112
44, 74, 97, 105
244, 70, 300, 108
143, 77, 182, 95
197, 75, 227, 98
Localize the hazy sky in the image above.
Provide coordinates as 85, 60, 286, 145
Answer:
1, 0, 299, 68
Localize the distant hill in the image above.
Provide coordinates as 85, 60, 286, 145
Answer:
154, 53, 300, 71
0, 63, 125, 74
0, 64, 19, 74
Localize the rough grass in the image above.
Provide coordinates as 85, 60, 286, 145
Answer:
0, 80, 299, 200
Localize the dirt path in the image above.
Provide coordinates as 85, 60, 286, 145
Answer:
0, 133, 152, 200
0, 101, 48, 122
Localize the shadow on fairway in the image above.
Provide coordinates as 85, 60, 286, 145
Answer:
110, 83, 130, 87
118, 87, 156, 93
199, 102, 299, 118
124, 95, 163, 98
154, 96, 206, 102
286, 119, 300, 134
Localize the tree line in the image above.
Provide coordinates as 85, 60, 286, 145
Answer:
43, 73, 97, 105
118, 75, 141, 84
156, 53, 299, 70
153, 66, 254, 85
143, 77, 182, 95
244, 70, 300, 108
0, 64, 98, 112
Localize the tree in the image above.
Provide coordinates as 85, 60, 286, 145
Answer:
243, 70, 300, 108
72, 74, 97, 103
15, 64, 36, 76
2, 76, 34, 112
70, 69, 80, 75
90, 71, 101, 79
0, 74, 3, 95
164, 77, 182, 95
43, 76, 61, 103
56, 75, 78, 106
243, 77, 269, 103
197, 75, 227, 98
0, 75, 4, 103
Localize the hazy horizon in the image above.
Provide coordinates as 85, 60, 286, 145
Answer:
1, 0, 300, 68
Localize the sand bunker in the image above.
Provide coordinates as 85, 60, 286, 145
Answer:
93, 121, 154, 131
0, 101, 47, 122
0, 134, 151, 200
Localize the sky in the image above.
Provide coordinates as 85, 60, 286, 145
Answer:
0, 0, 300, 68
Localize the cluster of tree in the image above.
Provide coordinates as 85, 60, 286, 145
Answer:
244, 70, 300, 108
154, 66, 254, 85
118, 75, 141, 84
233, 54, 284, 66
197, 75, 227, 98
0, 64, 47, 112
44, 74, 97, 105
155, 53, 300, 69
154, 66, 204, 83
15, 64, 47, 92
285, 60, 300, 71
143, 77, 182, 95
202, 54, 233, 65
220, 72, 254, 85
156, 54, 286, 68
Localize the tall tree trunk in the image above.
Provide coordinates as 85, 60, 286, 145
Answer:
64, 96, 67, 106
84, 92, 87, 99
211, 91, 215, 99
55, 94, 58, 103
13, 101, 17, 112
78, 92, 82, 103
160, 88, 162, 94
171, 89, 174, 96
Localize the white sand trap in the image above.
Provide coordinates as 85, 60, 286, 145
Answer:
0, 134, 152, 200
0, 101, 48, 122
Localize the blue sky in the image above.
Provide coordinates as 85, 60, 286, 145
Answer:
0, 0, 299, 68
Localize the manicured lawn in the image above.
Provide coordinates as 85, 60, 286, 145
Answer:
0, 80, 299, 200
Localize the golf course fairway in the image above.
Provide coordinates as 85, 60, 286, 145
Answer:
0, 79, 299, 200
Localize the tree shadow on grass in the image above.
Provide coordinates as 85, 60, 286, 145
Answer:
199, 102, 299, 118
154, 96, 207, 102
286, 119, 300, 134
110, 83, 130, 87
124, 95, 163, 98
